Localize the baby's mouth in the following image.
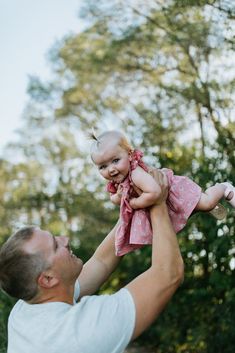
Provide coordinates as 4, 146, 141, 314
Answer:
112, 173, 120, 180
112, 174, 125, 183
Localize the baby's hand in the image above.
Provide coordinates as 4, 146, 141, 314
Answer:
116, 184, 123, 198
110, 184, 123, 205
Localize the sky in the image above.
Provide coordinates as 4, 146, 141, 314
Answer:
0, 0, 83, 153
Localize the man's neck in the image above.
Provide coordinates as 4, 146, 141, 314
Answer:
28, 284, 75, 305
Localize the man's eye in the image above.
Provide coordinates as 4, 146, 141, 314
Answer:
113, 159, 119, 163
53, 236, 58, 251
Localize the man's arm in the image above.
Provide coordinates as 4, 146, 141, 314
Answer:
126, 171, 184, 340
77, 221, 121, 298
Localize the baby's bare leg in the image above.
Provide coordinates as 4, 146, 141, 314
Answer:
195, 183, 233, 211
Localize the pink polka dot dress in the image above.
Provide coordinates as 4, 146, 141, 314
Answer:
106, 150, 202, 256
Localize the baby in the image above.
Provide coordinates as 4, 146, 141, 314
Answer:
90, 130, 235, 256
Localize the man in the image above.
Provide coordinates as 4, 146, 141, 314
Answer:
0, 171, 184, 353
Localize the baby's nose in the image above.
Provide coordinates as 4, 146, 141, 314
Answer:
108, 165, 116, 175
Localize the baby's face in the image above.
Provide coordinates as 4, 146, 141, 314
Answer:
92, 142, 130, 184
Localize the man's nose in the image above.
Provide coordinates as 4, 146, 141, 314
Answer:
59, 236, 69, 247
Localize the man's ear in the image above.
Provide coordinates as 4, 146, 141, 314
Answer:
37, 272, 59, 289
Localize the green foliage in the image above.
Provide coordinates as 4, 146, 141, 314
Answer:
0, 291, 15, 353
0, 0, 234, 352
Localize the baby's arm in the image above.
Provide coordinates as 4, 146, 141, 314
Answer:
130, 166, 161, 209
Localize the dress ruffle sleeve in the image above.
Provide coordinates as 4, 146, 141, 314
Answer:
106, 181, 118, 194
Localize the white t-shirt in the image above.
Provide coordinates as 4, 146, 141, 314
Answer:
7, 282, 135, 353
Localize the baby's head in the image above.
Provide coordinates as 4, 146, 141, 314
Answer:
90, 130, 133, 183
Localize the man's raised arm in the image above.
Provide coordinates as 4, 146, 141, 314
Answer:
77, 221, 121, 298
126, 171, 184, 340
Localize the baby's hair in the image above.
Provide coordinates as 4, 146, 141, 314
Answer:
118, 133, 133, 152
90, 130, 133, 160
88, 130, 101, 146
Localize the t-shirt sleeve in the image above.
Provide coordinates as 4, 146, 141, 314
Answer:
74, 288, 135, 353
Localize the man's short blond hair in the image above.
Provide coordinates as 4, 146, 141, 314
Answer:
0, 227, 50, 301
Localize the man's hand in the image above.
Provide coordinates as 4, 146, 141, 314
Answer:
149, 169, 168, 205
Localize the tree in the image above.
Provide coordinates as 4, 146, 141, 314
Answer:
1, 0, 234, 352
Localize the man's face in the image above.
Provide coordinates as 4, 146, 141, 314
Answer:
23, 228, 83, 286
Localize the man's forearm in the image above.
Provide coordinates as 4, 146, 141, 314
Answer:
91, 225, 121, 282
150, 203, 183, 281
126, 201, 184, 340
78, 222, 121, 297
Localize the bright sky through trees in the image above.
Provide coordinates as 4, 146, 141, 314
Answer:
0, 0, 82, 152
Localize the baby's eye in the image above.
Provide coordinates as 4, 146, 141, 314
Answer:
113, 158, 120, 163
99, 165, 106, 170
